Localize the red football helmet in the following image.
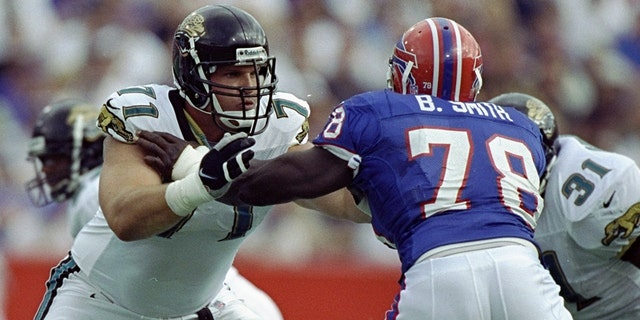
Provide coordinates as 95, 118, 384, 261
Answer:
387, 17, 483, 102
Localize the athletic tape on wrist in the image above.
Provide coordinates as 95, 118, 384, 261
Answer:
165, 172, 214, 217
172, 145, 210, 181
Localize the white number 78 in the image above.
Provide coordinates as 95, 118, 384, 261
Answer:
407, 127, 541, 227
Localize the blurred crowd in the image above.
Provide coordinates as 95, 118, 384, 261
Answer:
1, 0, 640, 271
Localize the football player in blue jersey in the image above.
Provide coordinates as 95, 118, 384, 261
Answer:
219, 18, 573, 319
490, 92, 640, 320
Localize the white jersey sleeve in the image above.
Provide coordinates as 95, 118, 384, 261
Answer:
535, 135, 640, 318
97, 85, 183, 143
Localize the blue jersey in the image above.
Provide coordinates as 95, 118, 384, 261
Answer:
314, 90, 546, 273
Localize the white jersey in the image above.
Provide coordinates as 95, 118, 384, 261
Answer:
66, 168, 101, 238
72, 84, 309, 317
535, 135, 640, 320
65, 168, 283, 319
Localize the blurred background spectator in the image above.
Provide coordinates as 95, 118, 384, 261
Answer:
2, 0, 640, 318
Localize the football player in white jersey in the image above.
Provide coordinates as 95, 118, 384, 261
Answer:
490, 92, 640, 320
26, 99, 105, 238
33, 5, 366, 320
28, 99, 284, 319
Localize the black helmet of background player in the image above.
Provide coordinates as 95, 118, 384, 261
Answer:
387, 17, 483, 102
26, 99, 105, 206
489, 92, 559, 192
172, 5, 277, 135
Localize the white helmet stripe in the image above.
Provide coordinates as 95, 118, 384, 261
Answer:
67, 114, 84, 199
427, 19, 439, 97
452, 21, 463, 101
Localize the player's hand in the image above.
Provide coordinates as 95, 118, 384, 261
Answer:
137, 131, 201, 182
199, 132, 255, 198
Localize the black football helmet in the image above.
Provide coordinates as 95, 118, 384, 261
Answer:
489, 92, 559, 192
172, 5, 277, 135
26, 99, 105, 206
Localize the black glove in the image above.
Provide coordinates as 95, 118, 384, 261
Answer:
199, 132, 255, 197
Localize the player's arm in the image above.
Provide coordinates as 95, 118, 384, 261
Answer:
101, 131, 253, 241
230, 146, 370, 222
284, 143, 370, 223
135, 130, 369, 223
99, 136, 186, 241
295, 188, 371, 223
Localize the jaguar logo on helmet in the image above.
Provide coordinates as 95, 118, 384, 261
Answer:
524, 99, 556, 141
178, 13, 205, 38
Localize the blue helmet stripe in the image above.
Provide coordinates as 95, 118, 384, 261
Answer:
438, 18, 455, 100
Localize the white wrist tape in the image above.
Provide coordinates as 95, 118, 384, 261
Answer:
172, 145, 210, 181
165, 172, 214, 217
